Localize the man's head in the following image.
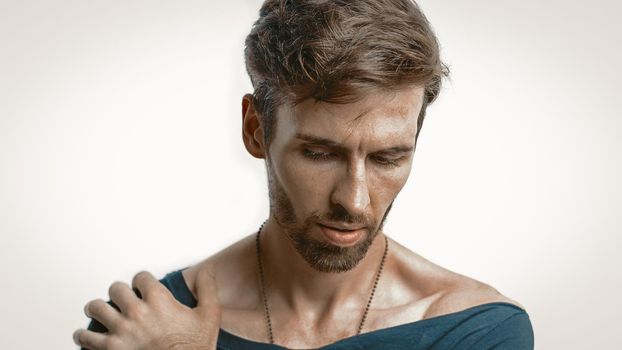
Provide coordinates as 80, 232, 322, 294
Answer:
244, 0, 448, 145
241, 0, 447, 273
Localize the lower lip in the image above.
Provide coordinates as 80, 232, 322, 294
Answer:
319, 224, 364, 247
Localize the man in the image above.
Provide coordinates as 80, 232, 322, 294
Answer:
74, 0, 534, 349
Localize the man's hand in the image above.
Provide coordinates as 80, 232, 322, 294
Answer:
74, 269, 221, 350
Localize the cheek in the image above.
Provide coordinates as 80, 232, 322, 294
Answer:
275, 152, 337, 212
370, 167, 411, 206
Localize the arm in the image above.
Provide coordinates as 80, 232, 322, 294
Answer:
469, 312, 535, 350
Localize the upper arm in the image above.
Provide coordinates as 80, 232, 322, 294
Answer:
469, 312, 535, 350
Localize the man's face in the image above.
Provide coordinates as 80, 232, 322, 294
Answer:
265, 87, 424, 273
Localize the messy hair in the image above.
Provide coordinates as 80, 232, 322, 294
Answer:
244, 0, 449, 143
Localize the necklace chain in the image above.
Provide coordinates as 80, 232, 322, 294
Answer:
255, 221, 389, 345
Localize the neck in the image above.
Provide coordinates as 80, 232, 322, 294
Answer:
258, 217, 388, 320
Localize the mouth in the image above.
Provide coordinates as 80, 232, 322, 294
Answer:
317, 223, 365, 247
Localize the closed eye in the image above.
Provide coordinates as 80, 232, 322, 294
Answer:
370, 155, 406, 167
302, 148, 337, 161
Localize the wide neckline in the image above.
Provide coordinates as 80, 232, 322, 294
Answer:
170, 268, 525, 349
216, 301, 526, 349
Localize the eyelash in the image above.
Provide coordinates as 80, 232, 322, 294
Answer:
371, 156, 402, 168
302, 149, 403, 168
302, 149, 336, 161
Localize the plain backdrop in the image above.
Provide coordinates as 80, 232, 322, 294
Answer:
1, 0, 620, 349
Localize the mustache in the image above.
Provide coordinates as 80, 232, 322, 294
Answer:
315, 205, 371, 227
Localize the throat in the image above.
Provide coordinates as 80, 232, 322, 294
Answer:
255, 224, 390, 346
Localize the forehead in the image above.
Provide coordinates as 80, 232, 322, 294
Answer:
274, 87, 425, 148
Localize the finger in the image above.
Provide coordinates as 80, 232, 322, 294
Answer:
195, 266, 220, 309
131, 270, 169, 303
84, 299, 122, 331
73, 328, 106, 350
108, 281, 142, 314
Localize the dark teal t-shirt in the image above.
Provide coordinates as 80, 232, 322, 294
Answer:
85, 269, 534, 349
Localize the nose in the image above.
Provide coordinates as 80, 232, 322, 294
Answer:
330, 160, 371, 217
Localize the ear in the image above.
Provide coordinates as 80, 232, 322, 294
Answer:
242, 93, 266, 159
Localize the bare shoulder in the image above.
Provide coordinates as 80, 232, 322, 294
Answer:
386, 237, 526, 321
423, 277, 526, 319
181, 233, 260, 309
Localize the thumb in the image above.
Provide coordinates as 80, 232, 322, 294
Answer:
194, 265, 221, 311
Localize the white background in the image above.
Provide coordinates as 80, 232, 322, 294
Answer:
1, 0, 620, 349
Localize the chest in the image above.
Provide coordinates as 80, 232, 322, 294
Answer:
218, 300, 432, 349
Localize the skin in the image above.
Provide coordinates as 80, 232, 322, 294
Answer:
193, 87, 521, 347
74, 269, 221, 350
75, 86, 523, 350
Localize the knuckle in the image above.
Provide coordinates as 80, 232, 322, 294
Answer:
84, 300, 95, 317
113, 319, 130, 334
86, 299, 106, 316
124, 302, 145, 319
105, 335, 124, 350
72, 329, 82, 345
132, 270, 150, 285
149, 285, 165, 298
149, 288, 172, 307
108, 281, 125, 296
77, 330, 90, 347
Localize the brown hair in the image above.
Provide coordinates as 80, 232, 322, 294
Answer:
244, 0, 449, 143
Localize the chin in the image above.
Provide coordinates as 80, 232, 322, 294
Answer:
293, 228, 376, 273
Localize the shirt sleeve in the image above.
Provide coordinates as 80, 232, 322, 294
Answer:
468, 312, 535, 350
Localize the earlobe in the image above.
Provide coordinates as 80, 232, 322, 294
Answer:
241, 94, 266, 159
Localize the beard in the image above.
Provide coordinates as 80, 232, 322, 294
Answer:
266, 162, 393, 274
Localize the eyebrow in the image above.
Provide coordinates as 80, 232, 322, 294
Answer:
295, 133, 414, 154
